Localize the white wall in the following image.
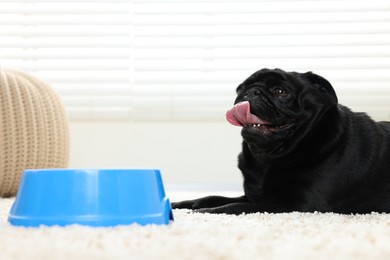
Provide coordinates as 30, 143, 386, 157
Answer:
69, 121, 244, 190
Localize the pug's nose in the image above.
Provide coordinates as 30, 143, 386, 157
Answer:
244, 89, 261, 99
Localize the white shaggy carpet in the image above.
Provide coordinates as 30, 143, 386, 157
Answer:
1, 191, 390, 260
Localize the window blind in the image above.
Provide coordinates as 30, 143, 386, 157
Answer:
1, 0, 390, 121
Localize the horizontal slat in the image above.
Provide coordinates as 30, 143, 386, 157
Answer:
0, 48, 129, 59
30, 71, 130, 83
0, 26, 128, 36
133, 70, 390, 83
4, 13, 389, 33
0, 37, 129, 48
2, 38, 389, 51
2, 46, 388, 59
4, 22, 387, 36
62, 96, 131, 107
135, 23, 390, 37
0, 3, 128, 14
135, 58, 390, 71
54, 84, 131, 95
134, 84, 234, 96
2, 60, 128, 70
133, 96, 229, 108
136, 12, 390, 25
134, 1, 390, 14
5, 58, 390, 71
133, 46, 390, 59
0, 0, 128, 3
0, 14, 130, 25
135, 35, 390, 48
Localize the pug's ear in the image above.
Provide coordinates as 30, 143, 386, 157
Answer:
304, 72, 338, 103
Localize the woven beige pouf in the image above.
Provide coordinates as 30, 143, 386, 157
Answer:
0, 70, 70, 197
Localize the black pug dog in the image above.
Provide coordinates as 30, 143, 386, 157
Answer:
172, 68, 390, 215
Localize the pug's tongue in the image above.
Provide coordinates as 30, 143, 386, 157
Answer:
226, 101, 270, 127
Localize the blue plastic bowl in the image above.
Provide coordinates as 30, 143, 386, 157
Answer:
8, 169, 173, 227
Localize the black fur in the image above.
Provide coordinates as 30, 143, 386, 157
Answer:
172, 68, 390, 215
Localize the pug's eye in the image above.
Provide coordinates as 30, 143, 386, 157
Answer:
272, 88, 289, 98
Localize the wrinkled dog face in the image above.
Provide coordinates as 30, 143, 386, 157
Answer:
226, 68, 338, 146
